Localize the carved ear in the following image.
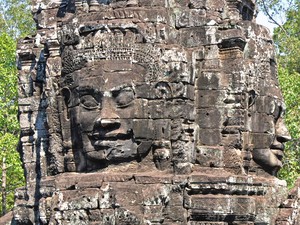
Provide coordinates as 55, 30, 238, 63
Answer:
155, 81, 172, 99
248, 90, 257, 108
61, 87, 71, 107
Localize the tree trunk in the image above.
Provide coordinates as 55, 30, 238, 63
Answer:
2, 157, 6, 216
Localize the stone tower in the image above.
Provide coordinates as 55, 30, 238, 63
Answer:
3, 0, 300, 224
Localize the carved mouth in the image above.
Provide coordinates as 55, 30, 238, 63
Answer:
88, 130, 133, 140
271, 149, 284, 161
87, 130, 134, 150
93, 140, 125, 147
270, 141, 285, 161
86, 138, 138, 162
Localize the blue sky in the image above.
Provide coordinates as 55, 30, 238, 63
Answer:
256, 0, 290, 34
256, 12, 278, 34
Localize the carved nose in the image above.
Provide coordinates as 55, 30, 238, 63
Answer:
99, 118, 120, 128
95, 117, 121, 128
96, 97, 120, 127
275, 118, 291, 143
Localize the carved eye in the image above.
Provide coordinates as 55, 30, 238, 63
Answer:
273, 103, 284, 121
80, 95, 101, 110
270, 99, 286, 121
113, 87, 135, 108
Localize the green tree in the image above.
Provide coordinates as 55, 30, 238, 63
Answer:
275, 3, 300, 187
258, 0, 300, 187
0, 0, 34, 215
277, 67, 300, 187
0, 0, 35, 38
0, 32, 23, 215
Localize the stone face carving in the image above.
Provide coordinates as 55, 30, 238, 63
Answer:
245, 58, 291, 175
58, 8, 291, 175
59, 25, 198, 173
62, 61, 152, 171
5, 0, 300, 224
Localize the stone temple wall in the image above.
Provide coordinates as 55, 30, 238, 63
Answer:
1, 0, 300, 224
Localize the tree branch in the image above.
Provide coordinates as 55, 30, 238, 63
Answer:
261, 0, 289, 36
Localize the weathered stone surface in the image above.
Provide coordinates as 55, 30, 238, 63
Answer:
2, 0, 299, 224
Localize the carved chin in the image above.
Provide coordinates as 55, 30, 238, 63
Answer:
252, 148, 283, 171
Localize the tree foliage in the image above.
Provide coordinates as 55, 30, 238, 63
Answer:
278, 67, 300, 187
258, 0, 300, 187
0, 0, 35, 38
0, 0, 34, 215
0, 32, 23, 215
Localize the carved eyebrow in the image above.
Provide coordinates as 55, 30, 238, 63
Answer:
77, 85, 95, 89
77, 86, 101, 95
76, 85, 135, 96
77, 85, 93, 91
110, 84, 134, 92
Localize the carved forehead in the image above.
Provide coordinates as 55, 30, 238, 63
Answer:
249, 60, 283, 100
61, 39, 162, 80
62, 60, 147, 89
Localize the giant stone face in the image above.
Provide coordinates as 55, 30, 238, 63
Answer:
64, 62, 145, 171
247, 60, 291, 175
59, 5, 291, 176
61, 34, 196, 172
